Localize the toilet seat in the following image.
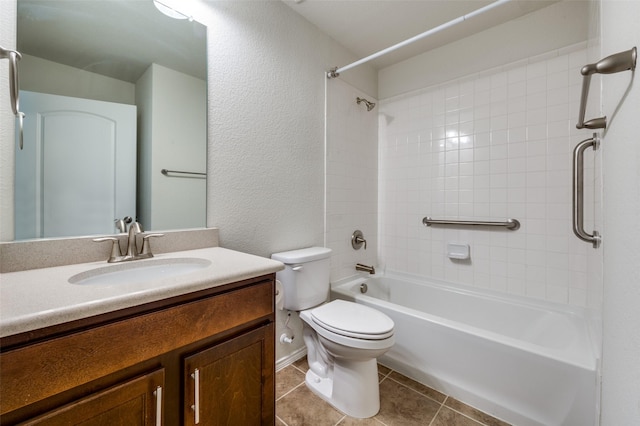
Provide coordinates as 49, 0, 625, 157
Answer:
310, 300, 394, 340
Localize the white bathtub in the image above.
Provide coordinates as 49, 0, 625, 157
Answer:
331, 272, 599, 426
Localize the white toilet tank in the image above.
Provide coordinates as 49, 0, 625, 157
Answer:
271, 247, 332, 311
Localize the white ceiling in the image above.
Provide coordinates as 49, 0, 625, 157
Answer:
282, 0, 559, 69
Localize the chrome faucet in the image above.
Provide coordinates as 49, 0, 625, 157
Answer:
356, 263, 376, 274
126, 221, 143, 257
94, 221, 163, 263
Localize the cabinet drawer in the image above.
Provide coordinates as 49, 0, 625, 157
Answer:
1, 280, 273, 415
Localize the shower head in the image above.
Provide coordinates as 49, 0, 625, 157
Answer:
356, 97, 376, 111
581, 46, 636, 76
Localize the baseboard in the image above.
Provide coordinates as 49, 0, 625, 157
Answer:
276, 347, 307, 372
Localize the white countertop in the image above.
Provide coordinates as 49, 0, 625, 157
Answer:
0, 247, 284, 338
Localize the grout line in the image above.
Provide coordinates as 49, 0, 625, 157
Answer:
276, 380, 306, 402
427, 397, 446, 426
445, 404, 494, 426
384, 374, 447, 406
291, 363, 307, 375
275, 414, 288, 426
333, 415, 346, 426
379, 367, 393, 381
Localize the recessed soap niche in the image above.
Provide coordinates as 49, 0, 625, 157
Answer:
447, 243, 470, 261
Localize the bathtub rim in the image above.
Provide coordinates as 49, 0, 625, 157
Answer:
331, 270, 599, 372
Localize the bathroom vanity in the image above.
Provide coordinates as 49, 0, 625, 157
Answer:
0, 242, 283, 425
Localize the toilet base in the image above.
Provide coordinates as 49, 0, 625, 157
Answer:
304, 358, 381, 418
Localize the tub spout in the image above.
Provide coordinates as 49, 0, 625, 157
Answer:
356, 263, 375, 274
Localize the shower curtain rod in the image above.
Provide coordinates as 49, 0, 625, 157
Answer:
327, 0, 512, 78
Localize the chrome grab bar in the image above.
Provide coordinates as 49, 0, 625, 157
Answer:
161, 168, 206, 177
572, 134, 601, 248
422, 217, 520, 231
576, 47, 636, 129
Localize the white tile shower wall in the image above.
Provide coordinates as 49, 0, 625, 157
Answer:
379, 43, 602, 307
326, 78, 378, 282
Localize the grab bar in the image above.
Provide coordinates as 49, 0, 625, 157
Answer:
576, 47, 636, 129
0, 45, 25, 150
161, 169, 206, 177
573, 135, 601, 248
422, 217, 520, 231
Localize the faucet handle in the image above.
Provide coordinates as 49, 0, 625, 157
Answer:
140, 233, 164, 257
93, 237, 122, 262
351, 230, 367, 250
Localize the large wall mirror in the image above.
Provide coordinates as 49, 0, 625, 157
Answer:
14, 0, 207, 240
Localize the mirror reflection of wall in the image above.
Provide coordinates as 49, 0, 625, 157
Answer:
15, 0, 207, 240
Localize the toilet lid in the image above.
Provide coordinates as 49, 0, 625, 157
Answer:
310, 300, 394, 340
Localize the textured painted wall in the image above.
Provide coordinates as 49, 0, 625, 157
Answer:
201, 1, 376, 259
0, 0, 16, 242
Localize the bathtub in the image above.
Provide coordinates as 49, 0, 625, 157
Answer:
331, 272, 598, 426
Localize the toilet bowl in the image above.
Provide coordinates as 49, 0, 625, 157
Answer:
300, 300, 394, 418
271, 247, 395, 418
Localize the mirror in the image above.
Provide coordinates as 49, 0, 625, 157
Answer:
14, 0, 207, 240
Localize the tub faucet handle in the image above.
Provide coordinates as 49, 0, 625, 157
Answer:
352, 230, 367, 250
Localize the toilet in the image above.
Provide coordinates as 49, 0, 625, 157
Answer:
271, 247, 394, 418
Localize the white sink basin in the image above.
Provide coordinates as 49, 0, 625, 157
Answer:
69, 258, 211, 286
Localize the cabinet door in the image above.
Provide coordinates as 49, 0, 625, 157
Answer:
22, 369, 164, 426
184, 324, 274, 426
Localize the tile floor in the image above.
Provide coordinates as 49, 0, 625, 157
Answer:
276, 357, 512, 426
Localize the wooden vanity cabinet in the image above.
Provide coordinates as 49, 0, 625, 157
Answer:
0, 275, 276, 426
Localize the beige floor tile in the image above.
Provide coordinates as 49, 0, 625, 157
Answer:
430, 406, 483, 426
276, 365, 306, 400
374, 377, 441, 425
387, 371, 447, 403
275, 360, 512, 426
337, 416, 386, 425
276, 383, 344, 426
293, 356, 309, 372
